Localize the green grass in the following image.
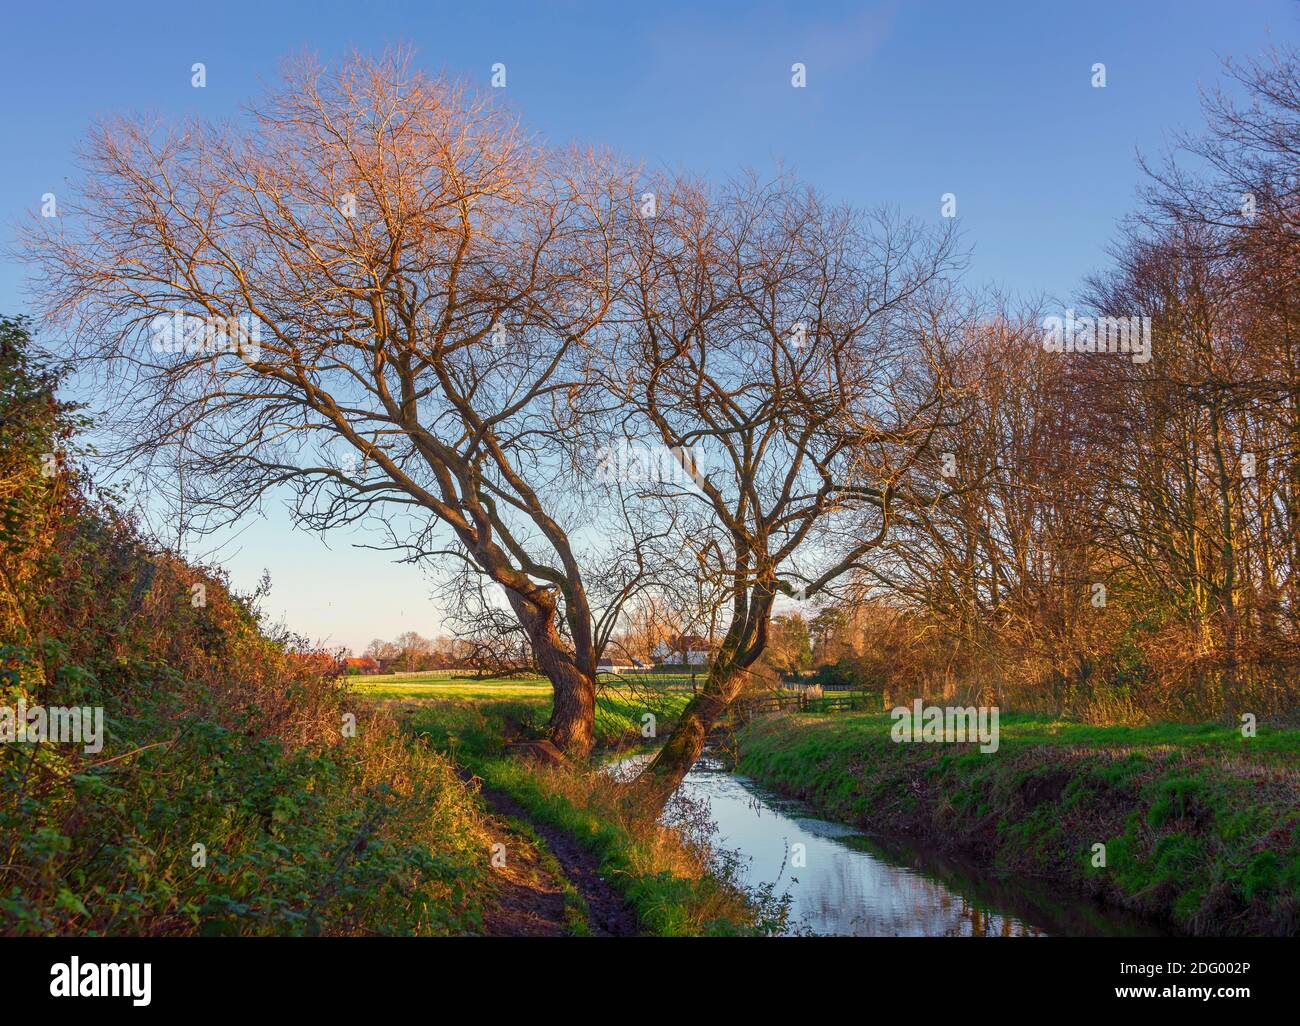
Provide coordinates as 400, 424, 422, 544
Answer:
470, 755, 761, 936
734, 710, 1300, 936
359, 680, 556, 701
399, 689, 692, 759
351, 670, 697, 700
758, 709, 1300, 756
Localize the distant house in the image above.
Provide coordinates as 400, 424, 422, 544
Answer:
344, 656, 381, 675
651, 635, 713, 667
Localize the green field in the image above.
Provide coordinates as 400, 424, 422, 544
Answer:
349, 670, 700, 701
350, 672, 553, 701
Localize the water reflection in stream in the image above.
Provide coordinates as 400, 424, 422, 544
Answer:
614, 752, 1162, 937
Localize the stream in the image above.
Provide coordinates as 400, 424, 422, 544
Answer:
613, 752, 1163, 937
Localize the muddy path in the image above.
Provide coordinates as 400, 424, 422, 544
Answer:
465, 773, 640, 937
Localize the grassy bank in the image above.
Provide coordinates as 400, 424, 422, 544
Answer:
402, 696, 771, 935
735, 711, 1300, 936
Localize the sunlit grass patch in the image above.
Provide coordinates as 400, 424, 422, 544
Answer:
349, 673, 551, 702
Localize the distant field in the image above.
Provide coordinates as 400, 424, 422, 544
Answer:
348, 671, 700, 702
349, 673, 549, 701
360, 671, 694, 748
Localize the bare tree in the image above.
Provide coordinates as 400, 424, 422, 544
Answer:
24, 49, 650, 756
363, 637, 398, 662
613, 173, 960, 795
608, 590, 712, 666
393, 630, 434, 673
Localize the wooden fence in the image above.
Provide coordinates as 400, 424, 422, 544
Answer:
730, 690, 882, 722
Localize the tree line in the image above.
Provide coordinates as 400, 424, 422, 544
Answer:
353, 630, 530, 675
840, 48, 1300, 722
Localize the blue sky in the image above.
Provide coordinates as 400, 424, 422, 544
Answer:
1, 0, 1294, 651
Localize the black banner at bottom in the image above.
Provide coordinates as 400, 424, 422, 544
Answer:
2, 935, 1289, 1013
